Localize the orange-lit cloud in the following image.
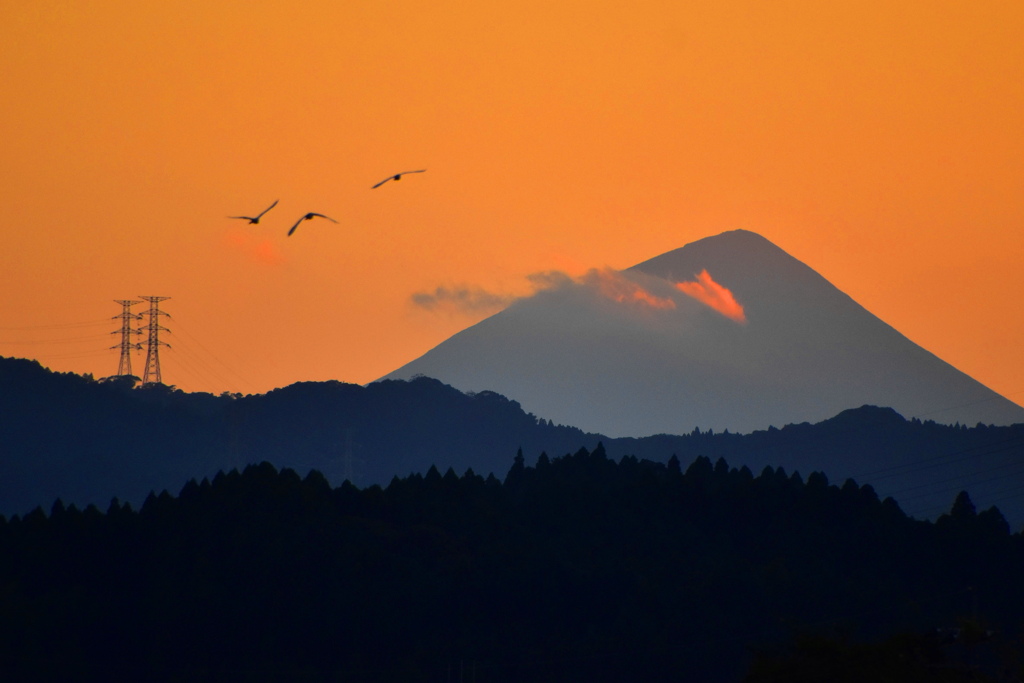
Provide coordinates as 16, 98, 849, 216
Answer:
675, 270, 746, 323
223, 230, 285, 266
581, 268, 677, 310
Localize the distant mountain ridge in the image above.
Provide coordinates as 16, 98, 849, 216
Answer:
383, 229, 1024, 435
2, 355, 1024, 528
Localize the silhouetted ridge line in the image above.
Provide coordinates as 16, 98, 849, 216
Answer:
3, 355, 1024, 527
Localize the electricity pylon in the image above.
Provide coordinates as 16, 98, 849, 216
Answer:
110, 299, 143, 377
138, 296, 171, 385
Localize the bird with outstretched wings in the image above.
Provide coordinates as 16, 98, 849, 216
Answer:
372, 169, 426, 189
228, 200, 279, 224
287, 212, 338, 236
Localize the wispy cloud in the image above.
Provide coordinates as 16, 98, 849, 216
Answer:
411, 285, 517, 314
412, 268, 679, 317
525, 270, 575, 290
411, 272, 576, 316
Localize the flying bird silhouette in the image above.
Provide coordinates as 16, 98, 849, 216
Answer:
372, 169, 426, 189
228, 200, 279, 224
287, 212, 338, 236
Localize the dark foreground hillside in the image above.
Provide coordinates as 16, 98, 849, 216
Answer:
1, 447, 1021, 682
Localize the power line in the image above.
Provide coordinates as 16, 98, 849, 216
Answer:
0, 319, 110, 331
167, 339, 239, 394
22, 349, 111, 361
169, 317, 259, 394
0, 333, 112, 344
851, 434, 1024, 482
891, 459, 1024, 504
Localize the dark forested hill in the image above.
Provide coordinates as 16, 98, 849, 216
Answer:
0, 450, 1019, 682
2, 355, 1024, 527
0, 356, 596, 515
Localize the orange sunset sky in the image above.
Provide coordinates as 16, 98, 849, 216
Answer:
2, 1, 1022, 413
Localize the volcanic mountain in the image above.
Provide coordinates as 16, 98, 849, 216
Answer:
382, 230, 1024, 436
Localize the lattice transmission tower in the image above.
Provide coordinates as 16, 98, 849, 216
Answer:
110, 299, 143, 377
138, 296, 171, 385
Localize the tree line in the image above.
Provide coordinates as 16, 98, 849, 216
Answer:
4, 355, 1024, 530
0, 445, 1020, 681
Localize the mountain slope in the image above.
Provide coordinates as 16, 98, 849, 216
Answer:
383, 230, 1024, 436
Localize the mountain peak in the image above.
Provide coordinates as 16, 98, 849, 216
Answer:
383, 230, 1024, 436
630, 230, 833, 310
635, 229, 788, 265
650, 228, 775, 253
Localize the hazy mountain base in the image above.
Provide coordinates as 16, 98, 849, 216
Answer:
2, 356, 1024, 527
0, 448, 1019, 682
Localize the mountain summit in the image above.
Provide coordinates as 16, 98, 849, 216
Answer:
383, 230, 1024, 436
